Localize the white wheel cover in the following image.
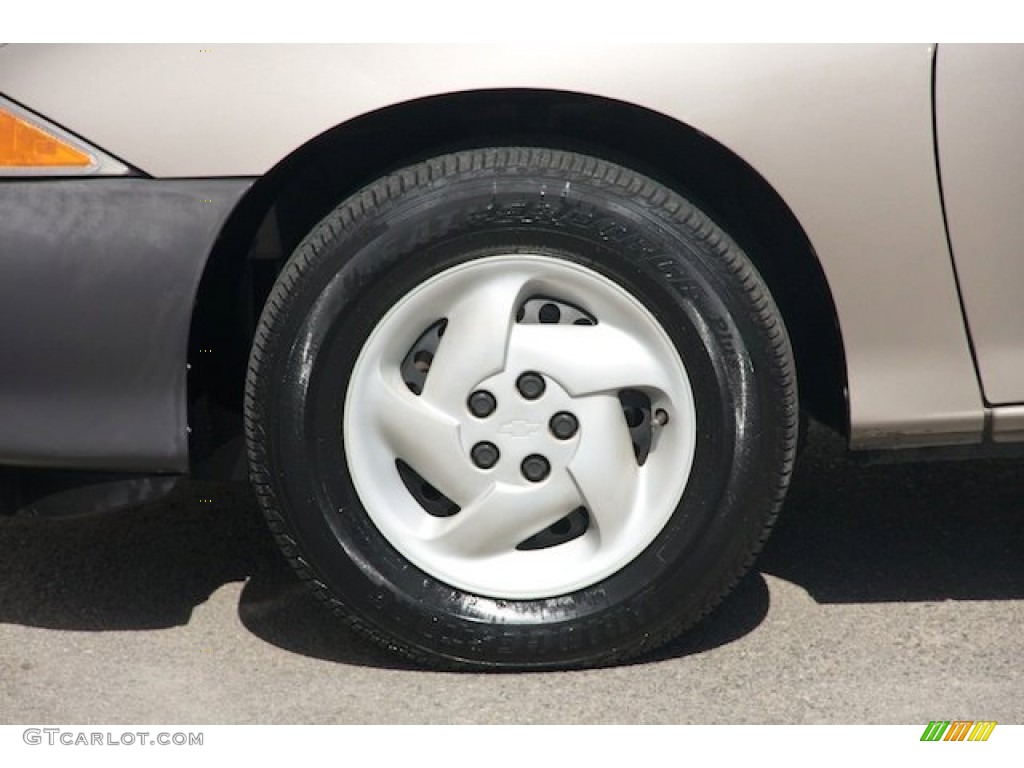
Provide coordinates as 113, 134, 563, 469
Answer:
344, 254, 697, 599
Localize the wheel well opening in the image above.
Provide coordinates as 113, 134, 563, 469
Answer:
187, 89, 847, 472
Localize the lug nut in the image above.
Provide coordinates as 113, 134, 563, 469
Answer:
468, 390, 497, 418
549, 411, 579, 440
521, 454, 550, 483
471, 442, 500, 470
516, 372, 546, 400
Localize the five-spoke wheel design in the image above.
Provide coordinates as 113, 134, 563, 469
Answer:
345, 254, 696, 598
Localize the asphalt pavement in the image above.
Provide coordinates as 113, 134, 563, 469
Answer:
1, 423, 1022, 724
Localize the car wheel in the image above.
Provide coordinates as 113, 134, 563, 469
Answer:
245, 147, 797, 669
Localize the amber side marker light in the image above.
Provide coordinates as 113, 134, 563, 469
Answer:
0, 107, 92, 167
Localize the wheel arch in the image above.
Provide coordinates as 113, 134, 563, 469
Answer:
187, 89, 847, 470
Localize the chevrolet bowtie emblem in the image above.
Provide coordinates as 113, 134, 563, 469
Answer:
497, 419, 541, 438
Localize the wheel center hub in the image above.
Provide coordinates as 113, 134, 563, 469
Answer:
460, 371, 580, 487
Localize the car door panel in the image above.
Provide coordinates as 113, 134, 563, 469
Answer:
936, 43, 1024, 406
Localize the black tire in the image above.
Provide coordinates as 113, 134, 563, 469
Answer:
244, 147, 797, 670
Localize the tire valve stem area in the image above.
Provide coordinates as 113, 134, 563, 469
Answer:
618, 389, 654, 465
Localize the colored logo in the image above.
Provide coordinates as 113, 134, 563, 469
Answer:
920, 721, 997, 742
